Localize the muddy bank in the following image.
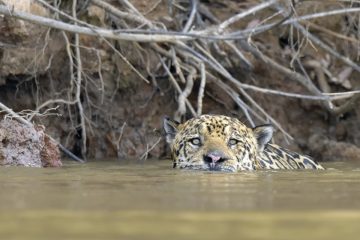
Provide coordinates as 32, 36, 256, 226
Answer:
0, 118, 61, 167
0, 0, 359, 162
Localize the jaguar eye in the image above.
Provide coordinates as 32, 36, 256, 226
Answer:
228, 138, 240, 146
189, 137, 201, 146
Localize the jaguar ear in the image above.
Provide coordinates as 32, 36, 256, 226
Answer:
253, 124, 273, 151
163, 117, 180, 144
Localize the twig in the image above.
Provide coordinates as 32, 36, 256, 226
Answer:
143, 0, 162, 16
62, 30, 77, 135
92, 0, 153, 27
62, 31, 75, 92
284, 7, 360, 25
14, 107, 61, 120
182, 0, 197, 32
139, 136, 162, 161
73, 0, 87, 159
96, 49, 105, 104
198, 3, 220, 24
58, 145, 85, 163
158, 56, 197, 118
224, 41, 253, 69
303, 60, 331, 93
175, 65, 196, 120
240, 87, 293, 141
0, 5, 192, 42
29, 99, 77, 121
332, 94, 360, 115
171, 47, 186, 83
116, 122, 127, 159
207, 73, 257, 127
197, 62, 206, 116
225, 7, 360, 40
240, 82, 360, 101
308, 22, 360, 44
119, 0, 146, 16
218, 0, 278, 33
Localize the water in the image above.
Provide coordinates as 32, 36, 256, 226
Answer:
0, 160, 360, 239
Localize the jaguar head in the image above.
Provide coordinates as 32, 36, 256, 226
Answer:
163, 115, 273, 172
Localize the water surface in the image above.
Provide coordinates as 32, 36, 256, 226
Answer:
0, 160, 360, 239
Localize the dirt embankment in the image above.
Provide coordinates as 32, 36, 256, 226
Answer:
0, 118, 61, 167
0, 0, 360, 163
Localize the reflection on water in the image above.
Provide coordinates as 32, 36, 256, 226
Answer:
0, 160, 360, 239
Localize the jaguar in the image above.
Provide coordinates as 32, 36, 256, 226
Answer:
163, 115, 324, 172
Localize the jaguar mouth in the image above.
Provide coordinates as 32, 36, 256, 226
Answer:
179, 163, 236, 172
207, 163, 236, 172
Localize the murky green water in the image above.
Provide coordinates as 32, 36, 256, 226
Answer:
1, 160, 360, 240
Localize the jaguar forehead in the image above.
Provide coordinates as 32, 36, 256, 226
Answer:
176, 121, 200, 136
199, 120, 232, 136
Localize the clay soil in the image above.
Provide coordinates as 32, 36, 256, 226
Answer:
0, 0, 360, 163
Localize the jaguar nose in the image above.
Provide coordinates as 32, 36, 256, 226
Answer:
204, 150, 227, 168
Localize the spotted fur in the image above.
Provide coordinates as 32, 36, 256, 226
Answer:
163, 115, 324, 172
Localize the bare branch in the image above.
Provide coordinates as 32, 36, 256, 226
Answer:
182, 0, 198, 32
175, 66, 196, 120
218, 0, 278, 33
72, 0, 87, 159
92, 0, 153, 27
0, 5, 192, 42
197, 62, 206, 116
158, 56, 197, 118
